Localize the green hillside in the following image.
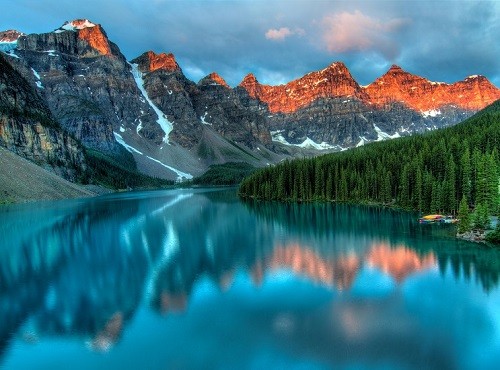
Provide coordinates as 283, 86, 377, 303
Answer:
239, 100, 500, 216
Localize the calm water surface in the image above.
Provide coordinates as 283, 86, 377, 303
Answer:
1, 188, 500, 370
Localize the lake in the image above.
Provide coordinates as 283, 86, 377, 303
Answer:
1, 188, 500, 369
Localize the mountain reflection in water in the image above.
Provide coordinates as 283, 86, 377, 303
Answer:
0, 188, 499, 369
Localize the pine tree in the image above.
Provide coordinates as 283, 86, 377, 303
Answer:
457, 195, 471, 234
473, 203, 490, 230
460, 147, 472, 204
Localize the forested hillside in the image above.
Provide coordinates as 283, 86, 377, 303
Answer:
239, 100, 500, 216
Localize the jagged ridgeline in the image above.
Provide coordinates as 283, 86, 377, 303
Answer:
239, 100, 500, 214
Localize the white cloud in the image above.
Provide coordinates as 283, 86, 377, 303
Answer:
265, 26, 306, 41
265, 27, 293, 41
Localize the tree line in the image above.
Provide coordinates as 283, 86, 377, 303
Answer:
239, 100, 500, 221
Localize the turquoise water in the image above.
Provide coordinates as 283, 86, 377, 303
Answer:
1, 188, 499, 369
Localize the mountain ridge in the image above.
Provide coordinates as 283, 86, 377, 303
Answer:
1, 18, 498, 186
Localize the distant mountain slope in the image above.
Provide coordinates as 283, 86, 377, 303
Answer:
0, 147, 95, 203
0, 53, 87, 181
239, 99, 500, 216
1, 19, 499, 183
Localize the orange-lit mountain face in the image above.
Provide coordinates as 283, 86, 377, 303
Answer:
267, 243, 361, 290
58, 19, 112, 56
366, 244, 436, 282
204, 72, 230, 88
240, 62, 369, 114
77, 25, 112, 56
3, 18, 499, 180
239, 63, 500, 114
365, 65, 500, 111
132, 50, 181, 73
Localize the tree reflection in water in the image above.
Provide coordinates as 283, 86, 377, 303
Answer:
0, 189, 499, 362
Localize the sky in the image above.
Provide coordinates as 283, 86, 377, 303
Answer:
1, 0, 499, 87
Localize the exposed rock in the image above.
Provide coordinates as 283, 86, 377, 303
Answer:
457, 230, 487, 243
1, 19, 499, 182
198, 72, 230, 89
238, 62, 368, 114
0, 147, 95, 203
13, 20, 161, 155
193, 72, 272, 148
132, 51, 181, 74
364, 65, 500, 111
0, 30, 24, 42
0, 53, 86, 181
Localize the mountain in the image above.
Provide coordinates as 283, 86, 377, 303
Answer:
239, 99, 500, 216
0, 53, 87, 181
1, 19, 499, 186
365, 65, 500, 111
237, 63, 500, 149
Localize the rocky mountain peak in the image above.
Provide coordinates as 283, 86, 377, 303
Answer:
364, 64, 500, 111
0, 30, 24, 43
239, 73, 261, 98
320, 61, 350, 75
199, 72, 230, 88
240, 73, 258, 85
387, 64, 403, 73
50, 19, 112, 55
237, 62, 368, 114
131, 51, 181, 74
59, 19, 97, 31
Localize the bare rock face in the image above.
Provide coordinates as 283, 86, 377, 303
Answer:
238, 63, 499, 148
193, 72, 272, 148
239, 62, 368, 114
130, 51, 272, 150
12, 20, 161, 155
364, 65, 500, 112
0, 54, 86, 181
132, 51, 202, 148
132, 51, 181, 74
1, 18, 499, 181
0, 30, 24, 42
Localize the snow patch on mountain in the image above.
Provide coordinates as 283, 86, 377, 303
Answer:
271, 130, 342, 151
373, 124, 401, 141
200, 112, 212, 125
129, 62, 173, 143
114, 132, 192, 181
421, 109, 441, 118
145, 156, 193, 181
113, 132, 143, 154
297, 137, 337, 150
60, 19, 96, 32
31, 68, 44, 89
0, 41, 17, 53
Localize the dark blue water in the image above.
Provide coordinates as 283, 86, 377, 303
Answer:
1, 188, 499, 369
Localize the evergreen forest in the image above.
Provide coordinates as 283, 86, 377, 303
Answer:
239, 100, 500, 218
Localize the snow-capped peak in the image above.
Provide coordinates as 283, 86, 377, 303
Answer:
0, 30, 25, 53
0, 30, 24, 43
59, 19, 96, 32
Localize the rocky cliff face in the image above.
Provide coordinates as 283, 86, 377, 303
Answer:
365, 65, 500, 112
1, 19, 499, 183
12, 20, 162, 155
131, 51, 272, 150
239, 62, 368, 114
238, 63, 499, 149
0, 53, 86, 181
193, 72, 272, 148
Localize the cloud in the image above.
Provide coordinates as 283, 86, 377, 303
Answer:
321, 10, 410, 59
1, 0, 498, 88
265, 27, 293, 41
